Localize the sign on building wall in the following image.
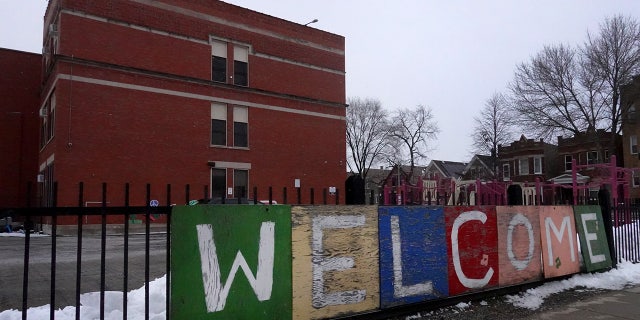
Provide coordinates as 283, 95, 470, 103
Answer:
171, 205, 292, 320
445, 206, 499, 296
496, 206, 543, 286
574, 205, 612, 272
538, 206, 581, 278
291, 206, 379, 319
378, 206, 449, 307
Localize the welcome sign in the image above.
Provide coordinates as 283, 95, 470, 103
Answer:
171, 204, 612, 319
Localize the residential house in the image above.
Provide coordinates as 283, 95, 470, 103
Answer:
423, 160, 466, 204
460, 154, 497, 181
620, 75, 640, 200
4, 1, 347, 220
498, 135, 557, 204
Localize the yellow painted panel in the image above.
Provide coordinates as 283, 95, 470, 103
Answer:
292, 205, 380, 320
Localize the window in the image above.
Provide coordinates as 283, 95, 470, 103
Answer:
40, 92, 56, 148
40, 161, 55, 207
519, 158, 529, 175
211, 103, 227, 146
564, 155, 573, 171
628, 104, 636, 121
587, 151, 599, 164
233, 106, 248, 147
533, 156, 542, 174
211, 40, 227, 82
211, 168, 226, 199
633, 171, 640, 187
233, 45, 248, 86
631, 135, 638, 154
234, 169, 249, 199
502, 164, 510, 181
604, 149, 610, 161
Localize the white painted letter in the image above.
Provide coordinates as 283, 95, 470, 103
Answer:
311, 215, 366, 308
507, 213, 535, 271
196, 222, 275, 312
580, 213, 606, 263
451, 211, 495, 288
390, 215, 434, 297
544, 216, 576, 266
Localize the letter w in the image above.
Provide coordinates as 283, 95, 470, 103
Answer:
196, 222, 275, 312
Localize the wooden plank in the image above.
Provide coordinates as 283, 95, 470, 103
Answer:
496, 206, 543, 286
378, 206, 448, 308
171, 205, 292, 320
574, 205, 612, 272
538, 206, 581, 278
291, 205, 379, 319
445, 206, 499, 296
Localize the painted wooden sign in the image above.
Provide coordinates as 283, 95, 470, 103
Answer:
291, 206, 379, 320
574, 205, 612, 272
445, 206, 499, 296
496, 206, 543, 286
538, 206, 580, 278
378, 206, 448, 307
171, 205, 292, 320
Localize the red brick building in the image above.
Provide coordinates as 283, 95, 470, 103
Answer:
621, 75, 640, 200
0, 49, 41, 208
498, 135, 557, 183
32, 0, 346, 208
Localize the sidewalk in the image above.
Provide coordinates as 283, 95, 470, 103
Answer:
526, 285, 640, 319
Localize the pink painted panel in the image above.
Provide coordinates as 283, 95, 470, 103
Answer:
496, 206, 543, 286
538, 206, 580, 278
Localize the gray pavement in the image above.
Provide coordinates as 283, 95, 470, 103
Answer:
525, 285, 640, 320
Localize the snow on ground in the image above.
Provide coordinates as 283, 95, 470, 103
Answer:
0, 276, 166, 320
0, 231, 48, 238
506, 260, 640, 310
3, 262, 639, 320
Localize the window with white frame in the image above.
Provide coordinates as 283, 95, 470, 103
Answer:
211, 103, 227, 146
586, 151, 599, 164
211, 40, 227, 83
519, 158, 529, 175
503, 164, 510, 180
533, 156, 542, 174
233, 45, 248, 86
233, 106, 248, 148
564, 155, 573, 171
631, 135, 638, 154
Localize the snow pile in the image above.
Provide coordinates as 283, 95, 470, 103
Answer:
0, 276, 166, 320
506, 260, 640, 310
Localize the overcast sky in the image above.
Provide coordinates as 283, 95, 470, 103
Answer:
1, 1, 639, 163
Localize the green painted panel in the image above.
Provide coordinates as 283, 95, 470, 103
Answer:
573, 205, 612, 272
171, 205, 292, 320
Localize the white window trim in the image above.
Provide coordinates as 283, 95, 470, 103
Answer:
533, 156, 542, 174
518, 158, 529, 176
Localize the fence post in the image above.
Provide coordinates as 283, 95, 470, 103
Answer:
269, 187, 273, 204
75, 182, 84, 320
370, 189, 374, 205
283, 187, 287, 204
297, 187, 301, 205
310, 188, 315, 205
253, 186, 258, 204
336, 188, 339, 205
50, 181, 59, 320
323, 188, 327, 205
123, 183, 130, 318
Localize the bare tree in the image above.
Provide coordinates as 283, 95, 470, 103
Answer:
583, 14, 640, 153
509, 43, 605, 140
470, 92, 515, 157
346, 97, 390, 179
387, 105, 439, 180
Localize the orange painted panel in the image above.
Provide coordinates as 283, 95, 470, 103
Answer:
538, 206, 580, 278
496, 206, 543, 286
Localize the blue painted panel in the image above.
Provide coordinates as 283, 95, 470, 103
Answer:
378, 206, 449, 308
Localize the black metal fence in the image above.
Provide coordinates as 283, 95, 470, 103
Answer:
1, 182, 638, 319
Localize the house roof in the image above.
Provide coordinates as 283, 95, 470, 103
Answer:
463, 155, 497, 175
548, 173, 590, 184
428, 160, 467, 179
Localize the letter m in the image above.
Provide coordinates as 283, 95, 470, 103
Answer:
196, 222, 275, 312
